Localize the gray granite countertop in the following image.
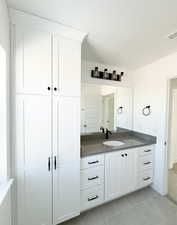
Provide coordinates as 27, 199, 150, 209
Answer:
81, 130, 156, 158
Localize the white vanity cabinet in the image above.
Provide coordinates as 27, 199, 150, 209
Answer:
12, 9, 86, 225
105, 148, 138, 201
80, 145, 154, 211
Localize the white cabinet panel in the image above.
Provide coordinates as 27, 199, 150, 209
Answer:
53, 163, 80, 224
81, 166, 104, 190
124, 149, 137, 194
53, 97, 80, 224
81, 185, 104, 211
105, 152, 123, 200
105, 149, 137, 201
15, 27, 52, 95
137, 170, 153, 188
81, 154, 104, 170
53, 36, 81, 97
53, 97, 80, 165
16, 95, 52, 225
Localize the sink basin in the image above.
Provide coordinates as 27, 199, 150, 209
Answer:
103, 141, 125, 147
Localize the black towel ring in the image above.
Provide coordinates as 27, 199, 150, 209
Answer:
142, 105, 151, 116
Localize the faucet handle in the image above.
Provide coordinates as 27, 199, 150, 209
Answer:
100, 127, 105, 133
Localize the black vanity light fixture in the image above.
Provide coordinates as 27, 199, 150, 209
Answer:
142, 105, 151, 116
91, 67, 124, 82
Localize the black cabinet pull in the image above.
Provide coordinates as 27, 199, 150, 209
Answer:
143, 177, 151, 181
144, 149, 151, 153
144, 162, 151, 165
88, 160, 99, 165
88, 195, 98, 201
121, 154, 124, 157
125, 153, 128, 157
54, 156, 57, 170
48, 157, 51, 171
88, 176, 99, 181
47, 87, 51, 91
54, 87, 57, 91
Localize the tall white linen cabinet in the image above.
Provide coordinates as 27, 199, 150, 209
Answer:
10, 9, 87, 225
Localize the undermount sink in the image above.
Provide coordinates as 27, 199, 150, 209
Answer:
103, 140, 125, 147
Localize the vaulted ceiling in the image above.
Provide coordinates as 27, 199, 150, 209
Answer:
7, 0, 177, 69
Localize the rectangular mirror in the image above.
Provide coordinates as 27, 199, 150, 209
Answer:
81, 83, 133, 134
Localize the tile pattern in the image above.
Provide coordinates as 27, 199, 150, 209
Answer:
61, 187, 177, 225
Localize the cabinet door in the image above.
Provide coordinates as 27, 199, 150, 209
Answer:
53, 36, 81, 97
105, 152, 124, 201
53, 96, 80, 224
16, 95, 52, 225
15, 27, 52, 94
123, 149, 137, 195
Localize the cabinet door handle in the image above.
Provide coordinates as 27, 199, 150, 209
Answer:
125, 153, 128, 157
48, 157, 51, 171
144, 161, 151, 165
121, 154, 124, 157
88, 160, 99, 164
47, 87, 51, 91
54, 87, 57, 91
54, 156, 57, 170
88, 195, 98, 201
88, 176, 99, 181
143, 177, 151, 181
144, 149, 151, 153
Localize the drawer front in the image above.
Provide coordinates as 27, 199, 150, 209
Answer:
81, 154, 104, 170
138, 154, 153, 172
139, 145, 154, 157
138, 170, 153, 188
81, 185, 104, 211
81, 166, 104, 190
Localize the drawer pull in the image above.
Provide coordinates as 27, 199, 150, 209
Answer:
143, 177, 151, 181
88, 160, 99, 165
88, 195, 99, 201
144, 149, 151, 153
88, 176, 99, 181
144, 162, 151, 165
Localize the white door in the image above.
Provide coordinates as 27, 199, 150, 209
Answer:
16, 95, 52, 225
15, 27, 52, 94
53, 96, 80, 224
53, 36, 81, 97
105, 152, 124, 201
82, 84, 102, 133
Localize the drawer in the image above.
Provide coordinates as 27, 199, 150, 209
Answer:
81, 185, 104, 211
81, 166, 104, 190
137, 170, 153, 188
139, 145, 154, 157
138, 154, 153, 172
81, 154, 104, 170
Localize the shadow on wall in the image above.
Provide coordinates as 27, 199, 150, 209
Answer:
82, 38, 106, 64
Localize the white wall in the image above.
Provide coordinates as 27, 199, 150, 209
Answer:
131, 51, 177, 195
0, 0, 11, 225
0, 189, 11, 225
0, 0, 10, 181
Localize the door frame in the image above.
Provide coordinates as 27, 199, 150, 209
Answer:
164, 76, 177, 195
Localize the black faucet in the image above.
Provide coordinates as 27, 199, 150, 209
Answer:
100, 126, 105, 133
105, 128, 112, 139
